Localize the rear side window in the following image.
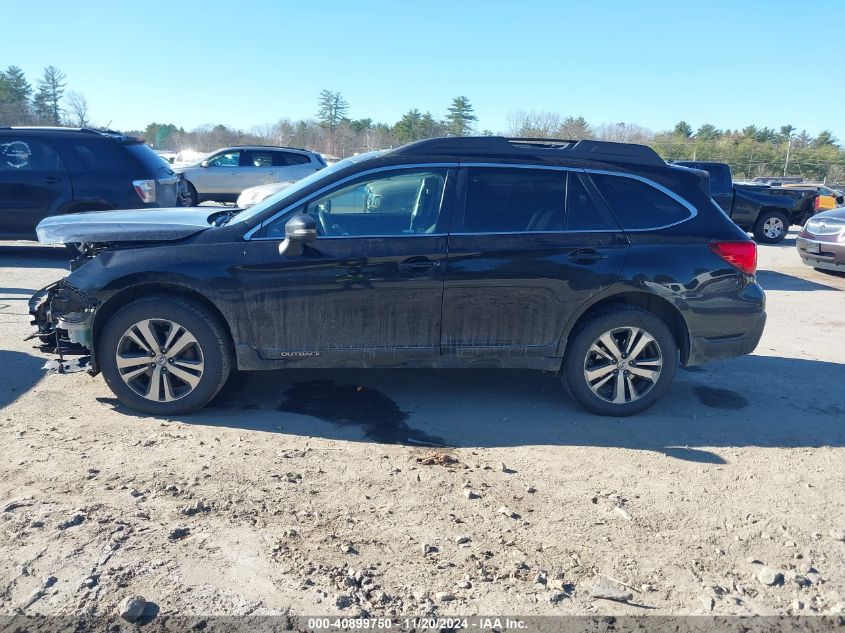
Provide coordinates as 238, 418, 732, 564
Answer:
462, 168, 566, 232
69, 139, 135, 172
590, 173, 693, 230
124, 142, 172, 174
274, 152, 312, 166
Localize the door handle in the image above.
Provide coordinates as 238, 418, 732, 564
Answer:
568, 248, 606, 264
399, 257, 440, 273
43, 177, 61, 184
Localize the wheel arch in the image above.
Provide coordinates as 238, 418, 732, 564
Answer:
92, 282, 234, 370
57, 200, 114, 215
561, 290, 690, 365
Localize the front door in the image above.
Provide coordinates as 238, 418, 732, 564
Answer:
240, 166, 455, 362
441, 166, 628, 360
195, 149, 241, 200
0, 136, 72, 237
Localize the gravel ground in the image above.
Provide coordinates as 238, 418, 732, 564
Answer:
0, 232, 843, 621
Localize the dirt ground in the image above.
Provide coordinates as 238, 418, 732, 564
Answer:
1, 231, 844, 621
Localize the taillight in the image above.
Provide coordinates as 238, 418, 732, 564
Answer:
708, 241, 757, 275
813, 196, 820, 211
133, 179, 156, 203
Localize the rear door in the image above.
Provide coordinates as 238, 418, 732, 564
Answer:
240, 149, 279, 190
441, 166, 628, 361
0, 136, 72, 237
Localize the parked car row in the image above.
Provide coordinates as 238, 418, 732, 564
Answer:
672, 161, 823, 244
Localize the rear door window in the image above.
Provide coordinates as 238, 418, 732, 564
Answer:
460, 168, 566, 233
566, 173, 619, 231
1, 138, 65, 172
590, 173, 693, 230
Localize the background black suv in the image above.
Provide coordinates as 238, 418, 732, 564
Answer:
0, 127, 182, 246
30, 137, 766, 417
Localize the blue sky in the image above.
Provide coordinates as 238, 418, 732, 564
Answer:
7, 0, 844, 139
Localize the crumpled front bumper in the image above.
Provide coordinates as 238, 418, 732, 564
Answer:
28, 280, 99, 374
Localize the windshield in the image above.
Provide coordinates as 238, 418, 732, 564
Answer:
230, 151, 384, 225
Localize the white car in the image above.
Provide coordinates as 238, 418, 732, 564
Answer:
236, 181, 295, 208
174, 145, 325, 205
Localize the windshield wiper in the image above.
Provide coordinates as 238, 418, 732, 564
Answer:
209, 209, 239, 227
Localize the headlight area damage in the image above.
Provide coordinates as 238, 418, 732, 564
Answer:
27, 280, 99, 374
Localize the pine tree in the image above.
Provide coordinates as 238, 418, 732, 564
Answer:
33, 66, 66, 125
446, 96, 477, 137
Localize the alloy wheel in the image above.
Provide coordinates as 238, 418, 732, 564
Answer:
583, 326, 663, 404
115, 318, 204, 402
763, 217, 785, 239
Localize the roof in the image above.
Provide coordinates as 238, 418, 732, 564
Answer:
389, 136, 666, 168
213, 145, 315, 153
0, 126, 139, 142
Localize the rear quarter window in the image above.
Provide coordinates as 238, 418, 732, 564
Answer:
124, 142, 173, 174
69, 139, 137, 172
274, 152, 312, 166
590, 173, 693, 230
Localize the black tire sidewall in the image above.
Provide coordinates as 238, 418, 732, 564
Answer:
187, 182, 199, 207
563, 308, 677, 416
99, 296, 230, 415
753, 210, 788, 244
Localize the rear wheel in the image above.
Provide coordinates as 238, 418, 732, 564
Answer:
186, 182, 199, 207
563, 306, 677, 416
753, 210, 789, 244
99, 295, 231, 415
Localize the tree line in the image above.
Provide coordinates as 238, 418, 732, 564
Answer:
2, 65, 843, 182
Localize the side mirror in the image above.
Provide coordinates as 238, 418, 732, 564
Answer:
279, 214, 317, 256
200, 159, 209, 168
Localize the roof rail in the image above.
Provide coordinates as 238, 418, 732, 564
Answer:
391, 136, 665, 167
1, 126, 132, 138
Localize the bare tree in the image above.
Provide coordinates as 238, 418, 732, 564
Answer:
507, 110, 561, 138
65, 90, 90, 126
593, 122, 653, 143
249, 122, 276, 143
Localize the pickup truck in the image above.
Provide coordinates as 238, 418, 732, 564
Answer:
672, 161, 818, 244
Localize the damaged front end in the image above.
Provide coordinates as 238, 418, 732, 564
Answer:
27, 280, 99, 375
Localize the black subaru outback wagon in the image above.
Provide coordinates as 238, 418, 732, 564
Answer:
29, 137, 766, 417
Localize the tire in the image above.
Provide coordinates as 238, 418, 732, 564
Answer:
752, 210, 789, 244
186, 182, 199, 207
562, 306, 677, 416
99, 295, 231, 415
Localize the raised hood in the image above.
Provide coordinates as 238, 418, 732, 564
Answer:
36, 208, 218, 245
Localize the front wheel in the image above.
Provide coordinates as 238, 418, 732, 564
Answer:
753, 210, 789, 244
562, 306, 677, 416
99, 295, 231, 415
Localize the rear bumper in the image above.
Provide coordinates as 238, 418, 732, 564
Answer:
685, 310, 766, 366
